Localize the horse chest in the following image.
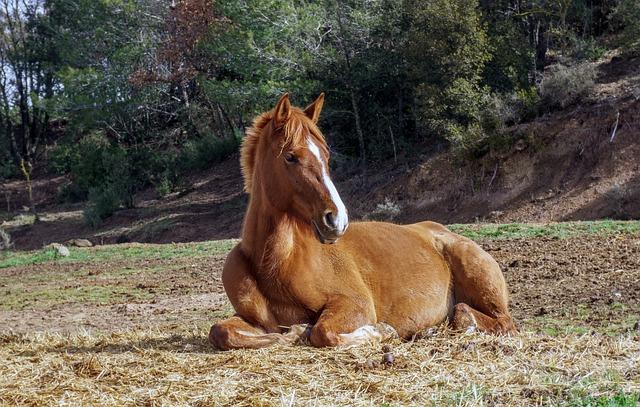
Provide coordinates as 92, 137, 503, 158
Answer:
256, 273, 318, 326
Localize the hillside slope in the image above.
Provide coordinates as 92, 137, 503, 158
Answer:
2, 52, 639, 250
344, 51, 640, 224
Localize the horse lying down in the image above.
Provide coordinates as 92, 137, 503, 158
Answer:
209, 93, 516, 350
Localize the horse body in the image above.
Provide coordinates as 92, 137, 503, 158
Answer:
209, 94, 515, 350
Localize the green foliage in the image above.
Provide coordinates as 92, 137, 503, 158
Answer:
61, 133, 135, 226
1, 0, 634, 198
483, 17, 533, 92
179, 133, 239, 173
407, 0, 492, 152
611, 0, 640, 55
572, 37, 609, 61
49, 143, 81, 175
84, 185, 124, 227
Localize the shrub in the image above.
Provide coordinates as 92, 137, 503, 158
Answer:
155, 176, 173, 197
366, 198, 401, 221
572, 37, 608, 61
0, 135, 15, 180
65, 133, 138, 226
0, 159, 15, 180
57, 183, 86, 204
611, 0, 640, 55
178, 133, 239, 172
49, 143, 81, 175
482, 87, 540, 128
539, 63, 597, 110
84, 185, 123, 227
0, 227, 12, 250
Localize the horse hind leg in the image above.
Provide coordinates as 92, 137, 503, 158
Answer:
452, 303, 517, 334
423, 222, 517, 335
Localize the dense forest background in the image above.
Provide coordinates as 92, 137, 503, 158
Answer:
1, 0, 639, 226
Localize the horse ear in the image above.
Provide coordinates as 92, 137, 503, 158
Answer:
303, 93, 325, 124
274, 93, 292, 125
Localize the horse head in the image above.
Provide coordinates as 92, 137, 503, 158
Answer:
241, 93, 348, 244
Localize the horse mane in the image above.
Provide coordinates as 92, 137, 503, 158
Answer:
241, 107, 327, 192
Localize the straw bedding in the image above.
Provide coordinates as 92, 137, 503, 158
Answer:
1, 326, 638, 406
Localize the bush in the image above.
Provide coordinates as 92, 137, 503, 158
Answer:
0, 135, 15, 180
84, 185, 123, 227
572, 37, 608, 61
0, 227, 12, 250
49, 143, 81, 175
57, 129, 240, 225
0, 159, 15, 180
611, 0, 640, 55
63, 133, 137, 226
365, 198, 401, 221
539, 63, 597, 110
482, 87, 540, 128
178, 133, 239, 172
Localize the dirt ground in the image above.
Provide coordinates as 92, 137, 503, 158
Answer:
1, 233, 639, 336
1, 229, 639, 406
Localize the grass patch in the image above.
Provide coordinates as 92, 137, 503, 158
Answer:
0, 239, 237, 269
564, 392, 639, 406
448, 220, 640, 240
0, 285, 153, 311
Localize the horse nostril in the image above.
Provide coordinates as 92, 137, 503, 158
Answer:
323, 211, 337, 229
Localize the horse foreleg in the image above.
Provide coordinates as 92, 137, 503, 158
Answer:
209, 316, 308, 350
308, 295, 396, 347
337, 323, 398, 347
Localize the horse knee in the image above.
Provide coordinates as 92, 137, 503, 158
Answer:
209, 323, 233, 350
310, 324, 341, 347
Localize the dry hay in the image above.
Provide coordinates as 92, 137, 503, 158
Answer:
1, 326, 638, 406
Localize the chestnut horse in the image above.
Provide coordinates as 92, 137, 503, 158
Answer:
209, 93, 516, 350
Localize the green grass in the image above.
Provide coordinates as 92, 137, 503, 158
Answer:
448, 220, 640, 240
0, 239, 237, 269
0, 285, 154, 310
2, 221, 638, 269
563, 392, 639, 406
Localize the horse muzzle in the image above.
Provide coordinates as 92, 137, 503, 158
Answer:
312, 212, 348, 244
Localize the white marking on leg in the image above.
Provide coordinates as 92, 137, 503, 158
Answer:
338, 323, 398, 347
307, 138, 349, 232
465, 313, 478, 334
339, 325, 380, 346
237, 330, 260, 337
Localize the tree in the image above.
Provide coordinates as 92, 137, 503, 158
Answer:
0, 0, 55, 167
406, 0, 491, 151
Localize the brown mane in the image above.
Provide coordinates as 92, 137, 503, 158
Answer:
240, 107, 327, 192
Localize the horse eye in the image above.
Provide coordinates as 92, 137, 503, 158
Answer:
284, 153, 298, 164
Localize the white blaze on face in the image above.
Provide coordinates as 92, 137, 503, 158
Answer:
307, 138, 348, 232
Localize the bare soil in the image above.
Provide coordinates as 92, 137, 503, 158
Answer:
1, 233, 638, 335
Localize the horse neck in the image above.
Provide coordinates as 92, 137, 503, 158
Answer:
240, 188, 306, 274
